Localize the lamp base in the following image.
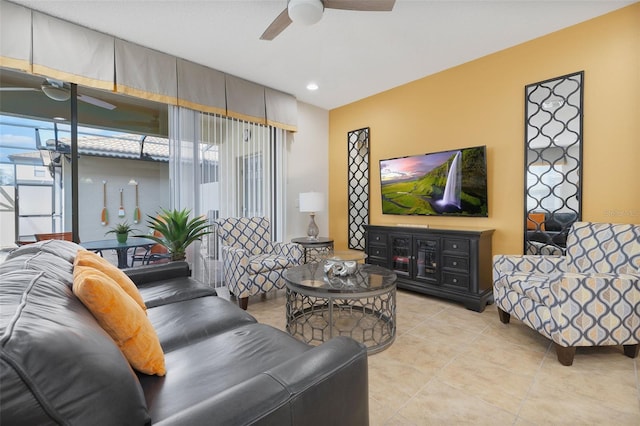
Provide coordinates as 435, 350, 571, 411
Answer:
307, 213, 319, 240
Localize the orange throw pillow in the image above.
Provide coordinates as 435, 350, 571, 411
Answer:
527, 212, 546, 231
73, 266, 165, 376
74, 249, 146, 312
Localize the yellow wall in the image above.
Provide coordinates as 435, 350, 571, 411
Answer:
328, 3, 640, 255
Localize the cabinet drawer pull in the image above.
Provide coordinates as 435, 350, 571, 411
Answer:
452, 244, 458, 249
453, 278, 458, 283
452, 261, 457, 266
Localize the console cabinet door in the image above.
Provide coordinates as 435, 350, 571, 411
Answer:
389, 233, 412, 277
414, 237, 439, 285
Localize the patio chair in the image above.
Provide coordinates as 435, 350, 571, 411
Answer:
493, 221, 640, 365
35, 232, 73, 241
216, 217, 303, 309
130, 229, 170, 266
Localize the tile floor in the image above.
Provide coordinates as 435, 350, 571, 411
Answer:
222, 288, 639, 425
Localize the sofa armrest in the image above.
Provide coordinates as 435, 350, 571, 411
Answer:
493, 254, 566, 282
265, 336, 368, 425
549, 272, 640, 347
124, 261, 191, 285
269, 241, 304, 264
154, 337, 368, 426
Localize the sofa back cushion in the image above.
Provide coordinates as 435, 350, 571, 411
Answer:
6, 239, 82, 263
216, 216, 272, 254
566, 222, 640, 274
0, 268, 150, 425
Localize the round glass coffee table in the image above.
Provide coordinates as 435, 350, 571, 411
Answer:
283, 260, 397, 354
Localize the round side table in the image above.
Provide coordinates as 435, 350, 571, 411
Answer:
291, 237, 334, 263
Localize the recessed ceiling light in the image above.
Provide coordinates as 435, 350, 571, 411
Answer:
306, 82, 319, 91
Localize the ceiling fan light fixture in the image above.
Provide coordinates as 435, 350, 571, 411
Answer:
288, 0, 324, 26
41, 83, 70, 101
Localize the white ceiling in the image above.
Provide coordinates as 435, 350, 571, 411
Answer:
10, 0, 634, 110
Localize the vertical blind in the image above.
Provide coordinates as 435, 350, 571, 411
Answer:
169, 105, 288, 287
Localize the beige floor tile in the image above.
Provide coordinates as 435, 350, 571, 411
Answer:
397, 378, 517, 425
518, 381, 640, 424
436, 354, 535, 414
482, 317, 552, 351
406, 317, 480, 347
535, 352, 639, 414
381, 413, 419, 426
369, 394, 401, 426
373, 332, 460, 374
368, 356, 436, 401
460, 333, 547, 375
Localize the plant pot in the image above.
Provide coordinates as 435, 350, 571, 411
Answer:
116, 233, 128, 244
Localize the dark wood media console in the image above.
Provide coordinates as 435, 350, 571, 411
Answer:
364, 225, 495, 312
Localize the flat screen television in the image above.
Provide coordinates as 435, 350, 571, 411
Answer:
379, 145, 488, 217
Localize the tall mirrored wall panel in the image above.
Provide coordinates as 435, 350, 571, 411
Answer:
347, 127, 370, 250
524, 71, 583, 255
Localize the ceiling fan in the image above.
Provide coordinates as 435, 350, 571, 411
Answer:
0, 78, 117, 110
260, 0, 396, 40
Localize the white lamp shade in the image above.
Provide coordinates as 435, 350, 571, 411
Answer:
299, 192, 324, 212
288, 0, 324, 26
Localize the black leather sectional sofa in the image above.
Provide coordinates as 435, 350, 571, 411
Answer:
526, 211, 578, 248
0, 240, 369, 425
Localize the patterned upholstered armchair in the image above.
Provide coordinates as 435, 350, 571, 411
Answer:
493, 222, 639, 366
216, 217, 304, 310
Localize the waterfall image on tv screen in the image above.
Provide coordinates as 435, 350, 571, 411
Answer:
379, 145, 488, 217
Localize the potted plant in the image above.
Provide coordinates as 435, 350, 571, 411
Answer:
106, 221, 138, 243
141, 208, 211, 261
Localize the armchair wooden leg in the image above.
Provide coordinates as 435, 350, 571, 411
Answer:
623, 344, 639, 358
238, 297, 248, 310
554, 343, 576, 366
497, 307, 510, 324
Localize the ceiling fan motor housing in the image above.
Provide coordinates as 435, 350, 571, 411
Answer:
41, 82, 71, 101
288, 0, 324, 26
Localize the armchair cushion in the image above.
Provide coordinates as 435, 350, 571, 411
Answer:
249, 254, 297, 274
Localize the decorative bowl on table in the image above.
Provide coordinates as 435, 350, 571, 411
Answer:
322, 250, 367, 277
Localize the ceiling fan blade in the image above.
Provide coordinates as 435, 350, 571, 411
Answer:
323, 0, 395, 12
0, 87, 39, 92
260, 7, 292, 40
78, 94, 117, 110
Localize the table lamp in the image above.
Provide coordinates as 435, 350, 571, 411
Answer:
299, 192, 324, 240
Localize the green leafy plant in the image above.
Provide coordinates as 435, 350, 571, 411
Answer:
140, 208, 211, 261
105, 221, 138, 243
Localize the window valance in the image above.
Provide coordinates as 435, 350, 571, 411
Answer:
0, 0, 298, 131
265, 88, 298, 131
32, 11, 114, 90
0, 1, 32, 72
177, 59, 226, 115
225, 75, 266, 124
115, 39, 177, 105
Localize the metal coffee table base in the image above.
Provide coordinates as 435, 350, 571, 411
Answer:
286, 286, 396, 354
